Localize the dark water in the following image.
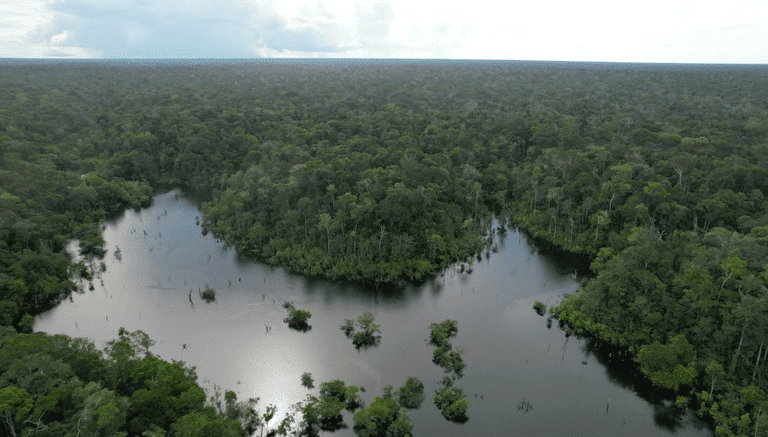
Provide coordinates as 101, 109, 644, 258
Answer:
35, 190, 711, 436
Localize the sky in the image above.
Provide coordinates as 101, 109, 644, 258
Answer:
0, 0, 766, 63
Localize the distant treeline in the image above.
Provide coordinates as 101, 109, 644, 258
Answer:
1, 61, 768, 435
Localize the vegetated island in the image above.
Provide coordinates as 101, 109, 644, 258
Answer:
283, 301, 312, 332
341, 311, 382, 348
0, 60, 767, 435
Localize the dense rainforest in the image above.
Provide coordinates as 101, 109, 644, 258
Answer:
0, 326, 263, 436
1, 59, 767, 436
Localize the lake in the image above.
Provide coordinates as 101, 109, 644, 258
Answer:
34, 189, 712, 436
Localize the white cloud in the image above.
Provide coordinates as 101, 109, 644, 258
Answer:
0, 1, 55, 43
49, 30, 69, 44
123, 21, 150, 45
0, 0, 766, 61
0, 41, 100, 58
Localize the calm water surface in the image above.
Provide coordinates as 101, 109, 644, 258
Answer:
35, 190, 711, 437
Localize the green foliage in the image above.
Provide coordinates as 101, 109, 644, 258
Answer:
533, 301, 547, 316
4, 59, 768, 436
306, 395, 345, 432
352, 397, 413, 437
319, 379, 365, 412
344, 385, 366, 411
201, 285, 216, 303
106, 327, 156, 361
0, 386, 34, 436
283, 302, 312, 332
636, 334, 698, 391
0, 329, 249, 436
288, 380, 367, 434
319, 380, 347, 402
341, 319, 355, 337
275, 410, 296, 437
428, 319, 458, 346
17, 314, 34, 334
260, 403, 277, 436
126, 354, 208, 434
170, 409, 242, 437
720, 251, 747, 290
341, 312, 382, 348
72, 381, 130, 437
382, 385, 394, 400
297, 399, 321, 437
433, 377, 469, 423
301, 372, 314, 389
429, 319, 466, 379
0, 301, 19, 326
78, 225, 108, 258
395, 377, 425, 410
437, 347, 467, 379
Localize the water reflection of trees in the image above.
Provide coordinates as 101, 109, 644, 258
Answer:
581, 337, 708, 433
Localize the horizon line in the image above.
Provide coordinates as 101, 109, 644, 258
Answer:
2, 57, 768, 66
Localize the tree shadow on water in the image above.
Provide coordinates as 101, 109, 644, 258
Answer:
581, 337, 697, 434
353, 336, 381, 351
652, 400, 690, 433
287, 324, 312, 333
319, 415, 348, 432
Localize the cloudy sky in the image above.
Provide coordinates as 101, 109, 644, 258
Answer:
1, 0, 766, 62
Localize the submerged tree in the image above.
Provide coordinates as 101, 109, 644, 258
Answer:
396, 377, 425, 410
294, 379, 366, 434
301, 372, 315, 390
433, 347, 466, 379
428, 319, 466, 378
201, 284, 216, 303
341, 312, 382, 348
7, 59, 768, 437
283, 302, 312, 332
260, 403, 277, 437
433, 376, 469, 423
352, 397, 413, 437
429, 319, 458, 347
341, 319, 355, 336
319, 380, 365, 412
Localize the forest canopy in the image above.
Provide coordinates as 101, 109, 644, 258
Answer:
1, 59, 768, 435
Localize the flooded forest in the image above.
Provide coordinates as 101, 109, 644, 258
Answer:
1, 59, 767, 436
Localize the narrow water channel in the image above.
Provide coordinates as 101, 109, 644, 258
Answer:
34, 189, 712, 436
